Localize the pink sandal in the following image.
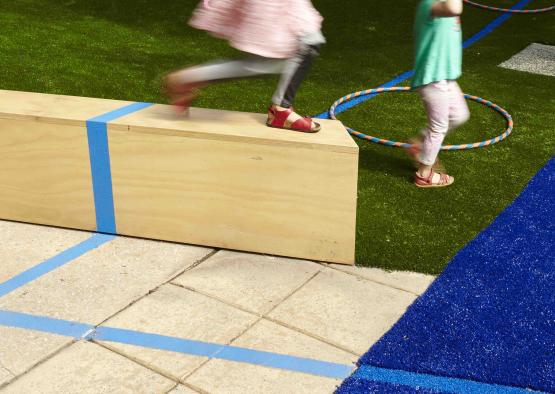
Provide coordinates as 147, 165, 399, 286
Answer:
414, 171, 454, 188
266, 106, 321, 133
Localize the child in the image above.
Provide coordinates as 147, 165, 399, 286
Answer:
410, 0, 470, 187
164, 0, 326, 133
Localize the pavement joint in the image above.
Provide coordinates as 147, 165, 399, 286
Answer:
0, 339, 77, 390
180, 269, 325, 382
91, 248, 217, 331
95, 341, 182, 384
264, 314, 361, 357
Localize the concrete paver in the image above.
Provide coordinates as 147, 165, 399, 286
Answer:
0, 220, 432, 393
167, 384, 199, 394
268, 268, 417, 355
0, 327, 71, 377
186, 319, 356, 394
0, 220, 90, 283
98, 284, 258, 380
0, 341, 174, 394
0, 365, 12, 387
172, 251, 322, 314
0, 237, 212, 323
328, 264, 435, 295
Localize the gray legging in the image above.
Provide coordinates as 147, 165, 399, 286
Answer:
172, 32, 325, 108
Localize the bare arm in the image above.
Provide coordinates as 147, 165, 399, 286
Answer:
432, 0, 463, 17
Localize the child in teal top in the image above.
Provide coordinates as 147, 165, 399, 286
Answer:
409, 0, 469, 188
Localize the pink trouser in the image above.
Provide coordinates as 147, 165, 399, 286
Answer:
418, 80, 470, 166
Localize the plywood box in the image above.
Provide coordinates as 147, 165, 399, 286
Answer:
0, 90, 358, 264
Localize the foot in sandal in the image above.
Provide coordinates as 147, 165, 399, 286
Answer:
414, 170, 454, 188
406, 137, 445, 172
162, 73, 206, 115
266, 104, 321, 133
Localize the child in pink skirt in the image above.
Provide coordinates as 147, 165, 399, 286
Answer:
410, 0, 470, 187
164, 0, 325, 133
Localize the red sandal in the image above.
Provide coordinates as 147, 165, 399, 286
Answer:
414, 171, 454, 188
162, 75, 205, 115
266, 106, 321, 133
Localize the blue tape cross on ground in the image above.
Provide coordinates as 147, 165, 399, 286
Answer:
0, 309, 355, 380
337, 156, 555, 393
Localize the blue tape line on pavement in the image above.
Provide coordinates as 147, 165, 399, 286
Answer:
353, 365, 540, 394
0, 310, 94, 338
314, 0, 533, 120
0, 310, 355, 379
94, 326, 354, 378
86, 102, 153, 233
0, 234, 114, 298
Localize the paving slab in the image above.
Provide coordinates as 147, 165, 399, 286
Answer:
172, 251, 322, 314
167, 384, 199, 394
186, 319, 356, 394
0, 341, 174, 394
0, 365, 12, 387
499, 43, 555, 77
0, 236, 212, 323
327, 264, 435, 295
268, 268, 417, 355
98, 284, 258, 380
0, 326, 71, 377
0, 220, 90, 283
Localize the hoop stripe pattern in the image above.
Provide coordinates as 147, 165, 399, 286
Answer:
463, 0, 555, 13
328, 87, 514, 151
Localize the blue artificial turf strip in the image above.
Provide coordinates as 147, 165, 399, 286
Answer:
338, 157, 555, 393
336, 376, 447, 394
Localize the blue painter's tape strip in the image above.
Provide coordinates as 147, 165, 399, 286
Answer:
0, 310, 354, 379
353, 365, 540, 394
86, 120, 117, 234
462, 0, 533, 48
0, 310, 94, 339
86, 102, 153, 233
87, 102, 154, 124
314, 0, 532, 120
0, 234, 114, 298
94, 326, 355, 379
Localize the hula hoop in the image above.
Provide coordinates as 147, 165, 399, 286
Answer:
463, 0, 555, 13
328, 86, 514, 151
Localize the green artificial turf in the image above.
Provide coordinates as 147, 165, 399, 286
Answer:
0, 0, 553, 274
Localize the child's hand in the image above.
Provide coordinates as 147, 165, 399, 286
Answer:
432, 0, 463, 17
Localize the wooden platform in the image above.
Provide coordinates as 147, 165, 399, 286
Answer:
0, 90, 358, 264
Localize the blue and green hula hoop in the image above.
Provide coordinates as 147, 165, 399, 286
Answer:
328, 86, 514, 151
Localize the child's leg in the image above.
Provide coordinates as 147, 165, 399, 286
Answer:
168, 57, 286, 86
267, 31, 325, 132
419, 81, 450, 167
447, 81, 470, 130
414, 80, 454, 187
272, 32, 325, 108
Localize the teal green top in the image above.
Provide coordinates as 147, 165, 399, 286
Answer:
411, 0, 462, 89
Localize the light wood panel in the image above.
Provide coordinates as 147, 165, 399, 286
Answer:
109, 129, 358, 264
0, 118, 96, 230
0, 90, 358, 264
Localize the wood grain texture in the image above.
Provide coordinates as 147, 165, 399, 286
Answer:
0, 90, 358, 263
109, 128, 358, 264
0, 118, 96, 230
